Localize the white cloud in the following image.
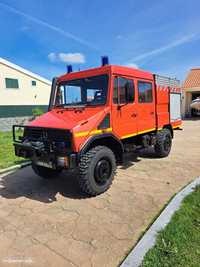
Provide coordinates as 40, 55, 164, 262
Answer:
48, 52, 57, 62
126, 63, 139, 69
129, 32, 200, 62
0, 2, 97, 50
48, 52, 85, 64
58, 53, 85, 63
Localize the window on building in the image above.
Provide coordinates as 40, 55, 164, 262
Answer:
138, 81, 153, 103
113, 77, 134, 104
5, 78, 19, 89
32, 80, 37, 86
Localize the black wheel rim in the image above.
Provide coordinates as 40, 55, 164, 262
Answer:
94, 158, 112, 185
164, 135, 171, 152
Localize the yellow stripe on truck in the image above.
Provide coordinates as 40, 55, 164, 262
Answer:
121, 128, 156, 139
74, 127, 112, 138
75, 127, 159, 139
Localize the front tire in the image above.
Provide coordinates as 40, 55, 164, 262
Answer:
79, 146, 116, 196
154, 128, 172, 157
32, 163, 62, 179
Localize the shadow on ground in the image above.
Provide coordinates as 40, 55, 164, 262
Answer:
120, 147, 159, 167
0, 148, 158, 203
0, 167, 88, 203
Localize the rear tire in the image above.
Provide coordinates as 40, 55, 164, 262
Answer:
32, 163, 62, 179
79, 146, 116, 196
154, 128, 172, 157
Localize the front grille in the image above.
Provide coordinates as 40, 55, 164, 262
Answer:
25, 128, 42, 140
24, 127, 72, 148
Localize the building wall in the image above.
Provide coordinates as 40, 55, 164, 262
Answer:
0, 105, 48, 118
0, 62, 51, 117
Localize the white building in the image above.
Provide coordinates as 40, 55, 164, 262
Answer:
0, 57, 51, 130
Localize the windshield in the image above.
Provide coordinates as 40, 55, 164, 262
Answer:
54, 74, 108, 107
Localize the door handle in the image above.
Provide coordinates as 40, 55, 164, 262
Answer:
131, 113, 137, 117
150, 111, 154, 115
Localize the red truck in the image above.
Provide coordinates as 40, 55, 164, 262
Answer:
13, 58, 182, 196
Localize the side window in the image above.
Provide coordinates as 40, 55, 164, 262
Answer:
138, 81, 153, 103
113, 77, 134, 104
5, 78, 19, 89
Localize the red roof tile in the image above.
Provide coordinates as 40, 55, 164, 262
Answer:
183, 68, 200, 89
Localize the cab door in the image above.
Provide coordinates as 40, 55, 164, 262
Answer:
111, 76, 138, 139
136, 79, 156, 133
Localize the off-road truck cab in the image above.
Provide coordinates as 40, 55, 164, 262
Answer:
13, 58, 182, 196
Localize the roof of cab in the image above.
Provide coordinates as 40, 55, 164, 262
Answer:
58, 65, 153, 82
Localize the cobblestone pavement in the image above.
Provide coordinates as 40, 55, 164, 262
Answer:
0, 116, 31, 132
0, 120, 199, 267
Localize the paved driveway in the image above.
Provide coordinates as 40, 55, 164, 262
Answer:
0, 120, 199, 267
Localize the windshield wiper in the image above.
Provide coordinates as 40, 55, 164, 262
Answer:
55, 104, 86, 109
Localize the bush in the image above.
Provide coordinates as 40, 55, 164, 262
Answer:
32, 107, 44, 117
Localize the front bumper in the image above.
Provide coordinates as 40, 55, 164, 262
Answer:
13, 125, 78, 169
14, 141, 77, 169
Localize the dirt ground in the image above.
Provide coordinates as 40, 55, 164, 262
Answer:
0, 120, 199, 267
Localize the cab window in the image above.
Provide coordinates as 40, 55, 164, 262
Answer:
113, 77, 134, 104
138, 81, 153, 103
55, 75, 108, 107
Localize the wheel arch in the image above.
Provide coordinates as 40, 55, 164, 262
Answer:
79, 133, 124, 163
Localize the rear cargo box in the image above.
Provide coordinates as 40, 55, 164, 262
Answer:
155, 74, 182, 127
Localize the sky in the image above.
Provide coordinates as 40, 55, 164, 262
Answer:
0, 0, 200, 81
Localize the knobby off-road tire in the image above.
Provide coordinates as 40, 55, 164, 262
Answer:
79, 146, 116, 196
154, 128, 172, 158
32, 163, 62, 179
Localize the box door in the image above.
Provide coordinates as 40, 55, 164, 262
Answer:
111, 76, 138, 139
170, 93, 181, 122
136, 80, 156, 133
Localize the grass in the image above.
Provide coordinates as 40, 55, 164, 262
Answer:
141, 185, 200, 267
0, 131, 27, 169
